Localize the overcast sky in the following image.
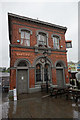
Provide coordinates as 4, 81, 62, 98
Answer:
0, 0, 79, 68
78, 1, 80, 61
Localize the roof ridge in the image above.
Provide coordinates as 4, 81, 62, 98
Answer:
8, 12, 67, 32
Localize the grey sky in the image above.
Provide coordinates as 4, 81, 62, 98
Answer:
0, 1, 79, 68
78, 1, 80, 61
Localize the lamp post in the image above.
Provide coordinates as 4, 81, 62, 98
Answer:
43, 50, 48, 93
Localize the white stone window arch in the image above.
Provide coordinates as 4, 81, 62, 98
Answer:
35, 30, 50, 48
51, 34, 61, 49
19, 28, 32, 46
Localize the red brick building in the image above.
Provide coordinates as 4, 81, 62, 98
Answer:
8, 13, 69, 94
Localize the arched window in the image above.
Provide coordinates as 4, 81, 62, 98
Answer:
56, 61, 65, 67
44, 64, 51, 81
56, 63, 62, 67
21, 30, 30, 46
17, 60, 27, 66
51, 34, 61, 49
19, 28, 32, 47
53, 36, 60, 49
36, 64, 42, 82
38, 32, 47, 47
35, 57, 52, 83
36, 30, 49, 48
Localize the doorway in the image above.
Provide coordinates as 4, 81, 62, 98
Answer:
56, 62, 65, 88
56, 69, 64, 87
17, 69, 28, 94
17, 60, 28, 94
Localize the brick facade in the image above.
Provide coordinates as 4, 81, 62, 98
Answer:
8, 13, 69, 94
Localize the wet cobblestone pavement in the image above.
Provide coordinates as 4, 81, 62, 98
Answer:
2, 92, 80, 119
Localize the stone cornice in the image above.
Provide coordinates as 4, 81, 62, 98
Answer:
10, 44, 67, 53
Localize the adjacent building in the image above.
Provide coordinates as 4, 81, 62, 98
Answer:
0, 72, 10, 92
77, 61, 80, 71
68, 61, 78, 80
8, 13, 69, 95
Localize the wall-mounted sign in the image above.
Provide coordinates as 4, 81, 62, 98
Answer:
68, 64, 77, 71
15, 53, 30, 57
77, 67, 80, 70
78, 64, 80, 66
77, 64, 80, 70
66, 40, 72, 48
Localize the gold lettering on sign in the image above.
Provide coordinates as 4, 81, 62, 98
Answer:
15, 53, 30, 57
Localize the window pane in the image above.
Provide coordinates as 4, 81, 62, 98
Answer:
38, 35, 40, 40
21, 39, 23, 45
38, 35, 44, 45
44, 64, 51, 81
25, 32, 30, 39
44, 36, 46, 45
21, 31, 30, 46
55, 37, 57, 43
53, 37, 59, 49
38, 33, 47, 46
39, 35, 44, 41
24, 40, 27, 46
24, 40, 30, 46
18, 61, 27, 66
21, 31, 24, 38
27, 40, 30, 46
36, 64, 42, 82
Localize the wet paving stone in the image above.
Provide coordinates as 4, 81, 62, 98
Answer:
2, 92, 9, 119
2, 102, 9, 118
2, 92, 80, 119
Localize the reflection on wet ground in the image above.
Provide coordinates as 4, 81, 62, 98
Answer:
2, 92, 80, 118
2, 92, 9, 119
0, 86, 2, 120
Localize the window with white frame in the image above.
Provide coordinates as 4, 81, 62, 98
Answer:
38, 32, 47, 47
21, 31, 30, 46
53, 36, 60, 49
